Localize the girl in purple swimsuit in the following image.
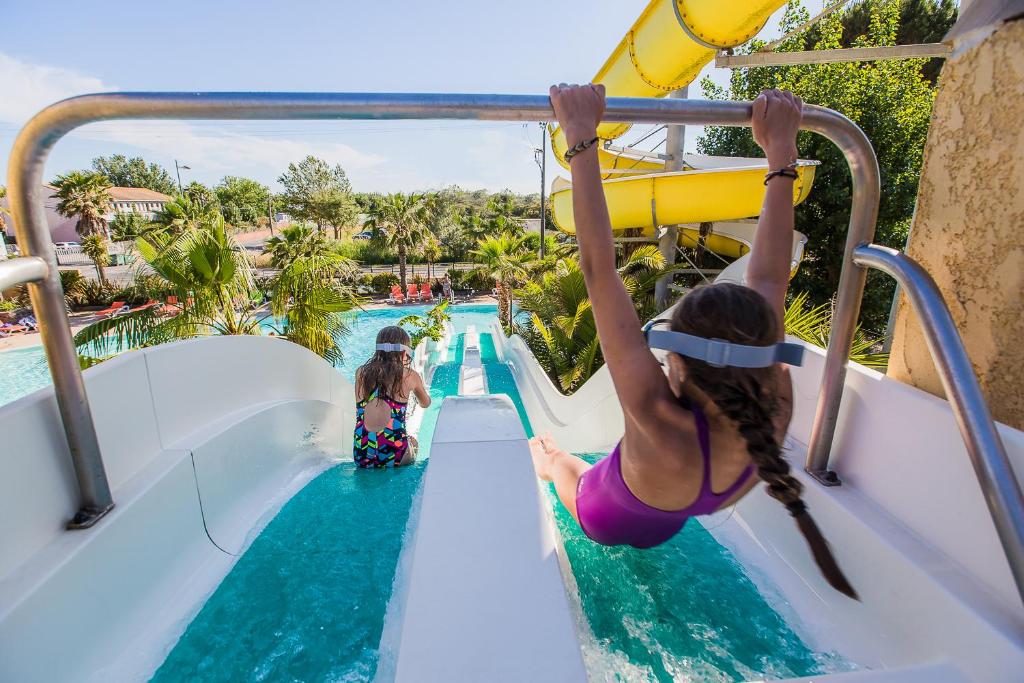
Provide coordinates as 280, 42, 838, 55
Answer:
532, 84, 856, 599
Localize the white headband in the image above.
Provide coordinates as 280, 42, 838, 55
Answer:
376, 342, 414, 356
643, 320, 804, 368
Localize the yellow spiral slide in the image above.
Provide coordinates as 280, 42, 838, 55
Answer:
550, 0, 816, 263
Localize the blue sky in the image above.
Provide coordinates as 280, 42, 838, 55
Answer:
0, 1, 790, 194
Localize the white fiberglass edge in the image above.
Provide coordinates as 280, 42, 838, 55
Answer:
388, 395, 587, 682
0, 336, 354, 682
492, 324, 1024, 682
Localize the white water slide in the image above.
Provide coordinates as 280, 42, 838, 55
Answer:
1, 92, 1022, 682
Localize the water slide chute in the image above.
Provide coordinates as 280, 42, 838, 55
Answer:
549, 0, 813, 268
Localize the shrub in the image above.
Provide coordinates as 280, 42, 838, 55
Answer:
0, 299, 17, 312
370, 272, 399, 293
331, 239, 399, 265
448, 268, 491, 292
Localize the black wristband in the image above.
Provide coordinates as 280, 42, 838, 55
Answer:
564, 136, 599, 163
764, 167, 799, 185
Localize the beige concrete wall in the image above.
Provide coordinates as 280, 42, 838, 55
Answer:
888, 19, 1024, 430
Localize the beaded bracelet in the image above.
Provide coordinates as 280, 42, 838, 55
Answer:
564, 136, 599, 163
764, 167, 799, 185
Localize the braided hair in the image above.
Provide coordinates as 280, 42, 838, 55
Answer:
671, 283, 857, 600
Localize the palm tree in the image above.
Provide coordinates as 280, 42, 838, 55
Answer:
514, 247, 682, 392
148, 193, 220, 238
363, 193, 431, 291
73, 214, 361, 365
515, 258, 600, 392
52, 171, 113, 237
80, 234, 110, 283
470, 232, 534, 329
264, 223, 330, 269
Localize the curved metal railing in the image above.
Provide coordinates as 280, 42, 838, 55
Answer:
3, 92, 1020, 601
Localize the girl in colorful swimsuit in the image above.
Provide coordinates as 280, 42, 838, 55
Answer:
354, 326, 431, 468
532, 84, 856, 598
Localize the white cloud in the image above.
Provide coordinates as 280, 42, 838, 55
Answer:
0, 52, 386, 184
0, 53, 109, 123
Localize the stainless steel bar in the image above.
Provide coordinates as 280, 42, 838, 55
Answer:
853, 243, 1024, 601
7, 91, 877, 527
0, 256, 48, 291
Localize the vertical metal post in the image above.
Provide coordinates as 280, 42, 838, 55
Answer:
655, 87, 687, 309
539, 122, 547, 259
8, 149, 113, 529
174, 159, 184, 194
267, 196, 275, 237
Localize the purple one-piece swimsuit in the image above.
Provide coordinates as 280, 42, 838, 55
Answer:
575, 405, 755, 549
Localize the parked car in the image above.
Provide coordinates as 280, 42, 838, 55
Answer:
353, 232, 374, 241
54, 241, 80, 248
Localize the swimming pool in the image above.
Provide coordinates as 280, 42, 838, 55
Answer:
150, 306, 492, 682
0, 303, 500, 407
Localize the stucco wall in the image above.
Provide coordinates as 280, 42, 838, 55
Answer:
888, 18, 1024, 430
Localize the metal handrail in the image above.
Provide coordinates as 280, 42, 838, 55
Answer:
6, 92, 881, 530
852, 244, 1024, 600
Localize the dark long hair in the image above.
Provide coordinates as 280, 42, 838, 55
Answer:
671, 283, 858, 599
357, 326, 411, 401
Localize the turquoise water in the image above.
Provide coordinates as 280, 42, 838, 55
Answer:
476, 331, 845, 681
0, 346, 50, 405
0, 304, 499, 407
547, 455, 850, 681
150, 305, 497, 683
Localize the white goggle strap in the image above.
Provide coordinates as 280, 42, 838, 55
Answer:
642, 320, 804, 368
376, 343, 414, 355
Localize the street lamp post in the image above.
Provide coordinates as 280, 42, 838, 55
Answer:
534, 122, 547, 259
174, 159, 190, 194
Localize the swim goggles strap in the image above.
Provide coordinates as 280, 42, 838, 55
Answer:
376, 343, 414, 355
643, 322, 804, 368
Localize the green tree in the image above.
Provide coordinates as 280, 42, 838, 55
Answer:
363, 193, 431, 291
74, 215, 360, 365
277, 156, 358, 238
264, 223, 331, 269
470, 232, 534, 330
516, 246, 688, 392
149, 193, 221, 240
183, 181, 220, 210
109, 211, 151, 242
91, 155, 177, 195
52, 171, 113, 237
81, 233, 110, 283
698, 0, 942, 332
215, 176, 271, 228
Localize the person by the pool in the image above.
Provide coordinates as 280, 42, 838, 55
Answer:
531, 84, 857, 599
353, 326, 430, 468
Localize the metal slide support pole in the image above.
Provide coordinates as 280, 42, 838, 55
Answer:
539, 122, 547, 259
655, 88, 687, 310
853, 244, 1024, 601
8, 92, 877, 529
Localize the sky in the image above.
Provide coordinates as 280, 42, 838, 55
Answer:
0, 0, 792, 195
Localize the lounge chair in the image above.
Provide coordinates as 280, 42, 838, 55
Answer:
157, 296, 180, 316
17, 316, 38, 331
0, 323, 27, 337
388, 285, 405, 305
135, 300, 160, 312
96, 301, 128, 319
406, 284, 419, 302
419, 283, 433, 302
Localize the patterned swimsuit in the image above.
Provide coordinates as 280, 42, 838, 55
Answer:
353, 388, 411, 468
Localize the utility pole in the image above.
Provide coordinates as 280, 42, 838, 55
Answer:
267, 196, 275, 237
654, 87, 687, 310
174, 160, 190, 195
534, 122, 548, 258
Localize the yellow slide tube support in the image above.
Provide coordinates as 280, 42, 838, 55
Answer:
551, 160, 818, 248
550, 0, 785, 169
